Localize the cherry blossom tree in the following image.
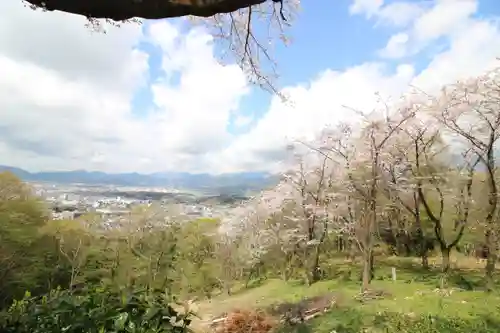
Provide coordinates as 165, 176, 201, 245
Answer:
430, 68, 500, 290
245, 183, 310, 280
408, 125, 479, 282
278, 149, 337, 284
219, 191, 291, 286
307, 106, 414, 291
378, 116, 439, 269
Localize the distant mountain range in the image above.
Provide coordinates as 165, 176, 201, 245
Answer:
0, 165, 279, 194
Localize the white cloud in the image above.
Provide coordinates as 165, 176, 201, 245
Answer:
412, 19, 500, 91
378, 32, 409, 58
208, 63, 415, 173
0, 0, 499, 175
377, 0, 478, 58
349, 0, 383, 18
0, 0, 248, 174
413, 0, 477, 42
350, 0, 480, 59
233, 114, 254, 128
0, 2, 147, 94
350, 0, 424, 27
376, 2, 424, 27
146, 22, 248, 156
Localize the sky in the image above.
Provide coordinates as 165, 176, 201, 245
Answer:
0, 0, 500, 174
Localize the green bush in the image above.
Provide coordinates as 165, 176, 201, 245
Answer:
0, 286, 194, 333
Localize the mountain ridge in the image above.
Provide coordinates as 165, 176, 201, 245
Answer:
0, 165, 279, 193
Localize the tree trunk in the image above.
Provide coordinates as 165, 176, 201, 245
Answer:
441, 247, 451, 273
370, 251, 375, 280
310, 245, 321, 284
485, 254, 497, 291
440, 246, 451, 289
421, 250, 429, 270
348, 241, 357, 262
481, 149, 498, 292
395, 234, 405, 256
361, 250, 373, 292
245, 272, 252, 289
282, 254, 292, 281
484, 230, 497, 291
414, 206, 429, 269
418, 234, 429, 269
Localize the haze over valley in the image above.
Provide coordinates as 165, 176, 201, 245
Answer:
1, 165, 277, 226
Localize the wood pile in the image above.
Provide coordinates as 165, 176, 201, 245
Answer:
354, 289, 392, 303
210, 293, 338, 329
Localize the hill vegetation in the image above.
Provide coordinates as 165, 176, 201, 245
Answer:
3, 67, 500, 332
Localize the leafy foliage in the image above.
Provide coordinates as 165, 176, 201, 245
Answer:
0, 286, 193, 333
0, 172, 65, 307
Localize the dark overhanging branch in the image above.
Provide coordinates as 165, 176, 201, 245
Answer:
23, 0, 268, 21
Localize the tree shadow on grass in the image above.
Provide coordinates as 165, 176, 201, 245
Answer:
371, 312, 500, 333
244, 277, 268, 290
447, 273, 484, 290
275, 323, 313, 333
376, 259, 497, 291
319, 260, 497, 295
225, 277, 269, 297
293, 307, 500, 333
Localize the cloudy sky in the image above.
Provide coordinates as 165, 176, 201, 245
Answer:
0, 0, 499, 174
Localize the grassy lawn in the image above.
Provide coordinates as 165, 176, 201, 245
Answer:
193, 255, 500, 332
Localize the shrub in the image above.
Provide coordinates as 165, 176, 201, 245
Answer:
0, 286, 194, 333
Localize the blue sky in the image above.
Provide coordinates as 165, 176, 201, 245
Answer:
132, 0, 500, 136
133, 0, 394, 126
2, 0, 500, 173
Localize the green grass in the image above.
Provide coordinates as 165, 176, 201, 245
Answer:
193, 256, 500, 332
